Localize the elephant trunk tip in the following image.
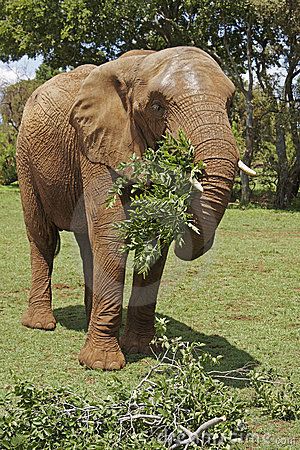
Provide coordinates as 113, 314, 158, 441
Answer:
175, 233, 215, 261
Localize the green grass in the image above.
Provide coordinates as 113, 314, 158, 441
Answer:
1, 186, 300, 448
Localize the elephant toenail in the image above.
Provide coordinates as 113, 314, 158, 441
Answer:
93, 360, 105, 370
35, 322, 42, 328
108, 361, 121, 370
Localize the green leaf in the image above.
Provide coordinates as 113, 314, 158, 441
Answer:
106, 131, 204, 276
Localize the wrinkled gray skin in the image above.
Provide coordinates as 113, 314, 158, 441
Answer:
17, 47, 239, 370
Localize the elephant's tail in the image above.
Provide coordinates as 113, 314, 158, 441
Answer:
54, 229, 61, 258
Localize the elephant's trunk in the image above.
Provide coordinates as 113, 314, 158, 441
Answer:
171, 97, 239, 260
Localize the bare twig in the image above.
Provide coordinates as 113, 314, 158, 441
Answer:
208, 363, 254, 377
207, 365, 285, 385
119, 413, 162, 423
170, 416, 227, 449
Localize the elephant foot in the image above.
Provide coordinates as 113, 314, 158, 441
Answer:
120, 330, 155, 355
21, 307, 56, 330
78, 338, 126, 370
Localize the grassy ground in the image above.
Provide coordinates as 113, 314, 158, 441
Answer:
0, 185, 300, 448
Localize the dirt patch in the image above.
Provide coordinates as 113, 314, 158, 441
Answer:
53, 283, 70, 290
9, 288, 29, 294
230, 315, 254, 321
85, 376, 96, 385
253, 261, 270, 273
225, 300, 250, 309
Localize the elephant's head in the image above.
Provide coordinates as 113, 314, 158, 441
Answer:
70, 47, 241, 260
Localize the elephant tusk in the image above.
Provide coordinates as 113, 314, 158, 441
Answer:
190, 176, 204, 193
238, 160, 257, 176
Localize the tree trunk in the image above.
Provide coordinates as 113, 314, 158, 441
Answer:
285, 163, 300, 206
240, 94, 254, 205
275, 55, 300, 209
284, 58, 300, 207
274, 111, 300, 209
240, 21, 254, 206
274, 113, 289, 208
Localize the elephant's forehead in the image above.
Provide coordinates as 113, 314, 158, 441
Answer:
164, 61, 213, 84
139, 46, 216, 66
144, 59, 223, 95
138, 51, 234, 98
139, 49, 216, 75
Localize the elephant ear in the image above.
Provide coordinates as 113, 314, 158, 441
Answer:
70, 56, 144, 168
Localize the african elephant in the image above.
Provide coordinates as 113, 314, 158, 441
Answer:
17, 46, 251, 370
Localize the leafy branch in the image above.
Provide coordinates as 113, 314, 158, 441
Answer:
106, 130, 206, 276
1, 317, 300, 449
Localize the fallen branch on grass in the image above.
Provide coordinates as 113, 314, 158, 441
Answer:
170, 416, 227, 449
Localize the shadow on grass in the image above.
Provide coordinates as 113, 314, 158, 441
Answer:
55, 304, 87, 332
54, 305, 258, 386
0, 182, 20, 191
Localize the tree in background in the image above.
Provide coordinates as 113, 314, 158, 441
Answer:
0, 79, 41, 131
249, 0, 300, 208
0, 0, 147, 68
0, 122, 17, 185
0, 0, 299, 207
0, 64, 60, 184
0, 79, 39, 184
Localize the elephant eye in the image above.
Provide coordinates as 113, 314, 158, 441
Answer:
151, 102, 165, 116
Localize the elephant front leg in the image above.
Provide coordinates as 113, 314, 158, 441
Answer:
120, 248, 168, 355
78, 236, 127, 370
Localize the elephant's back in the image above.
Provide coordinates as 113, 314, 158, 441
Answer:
17, 65, 97, 232
30, 64, 96, 108
19, 64, 97, 143
17, 63, 97, 187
